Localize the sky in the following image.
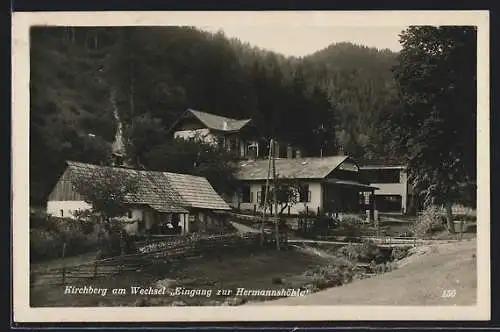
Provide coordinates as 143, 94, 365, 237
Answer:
199, 26, 407, 57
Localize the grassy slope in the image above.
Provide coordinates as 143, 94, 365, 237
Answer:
254, 239, 477, 306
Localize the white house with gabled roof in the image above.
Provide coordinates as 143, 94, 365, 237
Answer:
46, 161, 231, 235
232, 156, 378, 216
168, 108, 262, 159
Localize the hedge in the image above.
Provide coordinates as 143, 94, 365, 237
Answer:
30, 214, 101, 262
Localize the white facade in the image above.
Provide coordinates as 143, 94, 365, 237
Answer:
46, 200, 190, 235
360, 166, 409, 214
174, 129, 217, 145
231, 181, 323, 215
46, 200, 92, 219
174, 128, 260, 159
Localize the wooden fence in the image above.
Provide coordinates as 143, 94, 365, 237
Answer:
31, 233, 262, 287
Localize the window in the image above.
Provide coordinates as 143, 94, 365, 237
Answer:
127, 210, 133, 218
241, 184, 251, 203
225, 137, 236, 152
359, 192, 371, 205
60, 209, 64, 217
298, 185, 311, 203
359, 193, 365, 205
256, 191, 261, 203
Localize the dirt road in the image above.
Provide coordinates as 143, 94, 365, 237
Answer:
252, 239, 477, 306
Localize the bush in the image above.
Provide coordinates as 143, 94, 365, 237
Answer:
369, 261, 396, 274
339, 241, 386, 263
340, 214, 365, 223
29, 215, 103, 262
298, 209, 317, 218
80, 219, 96, 234
303, 264, 346, 289
99, 219, 137, 257
30, 228, 64, 261
410, 206, 445, 238
312, 215, 334, 236
336, 215, 365, 238
390, 246, 411, 261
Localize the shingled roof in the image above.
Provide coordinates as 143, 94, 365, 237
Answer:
180, 109, 252, 132
163, 172, 231, 210
65, 161, 231, 212
235, 156, 350, 181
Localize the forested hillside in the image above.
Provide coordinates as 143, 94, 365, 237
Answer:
30, 26, 401, 205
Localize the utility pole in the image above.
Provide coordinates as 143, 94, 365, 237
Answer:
261, 140, 273, 247
272, 140, 280, 250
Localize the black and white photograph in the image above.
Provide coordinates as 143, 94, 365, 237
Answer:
12, 10, 489, 322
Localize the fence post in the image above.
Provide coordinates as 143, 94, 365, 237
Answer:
460, 221, 464, 241
61, 242, 67, 285
305, 206, 309, 234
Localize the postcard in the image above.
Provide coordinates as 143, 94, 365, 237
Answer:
12, 10, 490, 322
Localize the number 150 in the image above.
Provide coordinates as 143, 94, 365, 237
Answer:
442, 289, 456, 298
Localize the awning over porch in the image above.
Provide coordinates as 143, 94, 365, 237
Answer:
323, 178, 379, 191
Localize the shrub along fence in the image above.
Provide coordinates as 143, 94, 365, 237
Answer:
30, 214, 101, 262
31, 233, 262, 287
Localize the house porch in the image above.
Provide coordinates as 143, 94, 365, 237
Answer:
321, 179, 378, 218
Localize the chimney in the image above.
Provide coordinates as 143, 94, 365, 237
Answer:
286, 145, 293, 159
222, 121, 228, 131
295, 149, 302, 159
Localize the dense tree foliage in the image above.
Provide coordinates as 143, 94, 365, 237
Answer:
389, 26, 477, 230
301, 42, 400, 161
30, 27, 402, 205
71, 167, 140, 220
